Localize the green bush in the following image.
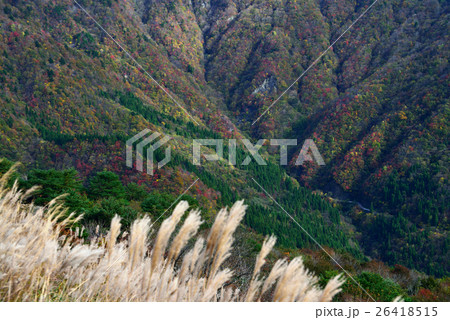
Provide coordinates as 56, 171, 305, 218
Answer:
85, 197, 138, 228
141, 192, 176, 216
356, 272, 409, 301
88, 171, 125, 200
21, 168, 81, 206
141, 192, 199, 218
125, 182, 148, 201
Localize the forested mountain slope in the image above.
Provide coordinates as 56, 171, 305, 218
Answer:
134, 0, 449, 275
0, 0, 448, 277
0, 0, 361, 266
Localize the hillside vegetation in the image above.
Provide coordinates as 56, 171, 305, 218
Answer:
0, 0, 448, 286
0, 166, 347, 302
1, 161, 449, 301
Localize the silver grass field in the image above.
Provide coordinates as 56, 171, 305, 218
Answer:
0, 165, 344, 302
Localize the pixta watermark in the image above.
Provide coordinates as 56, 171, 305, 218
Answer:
126, 130, 324, 175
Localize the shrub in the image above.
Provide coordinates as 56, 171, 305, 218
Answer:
88, 171, 125, 200
125, 182, 148, 201
21, 168, 81, 206
141, 191, 175, 215
142, 192, 199, 219
356, 272, 409, 301
85, 197, 138, 229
